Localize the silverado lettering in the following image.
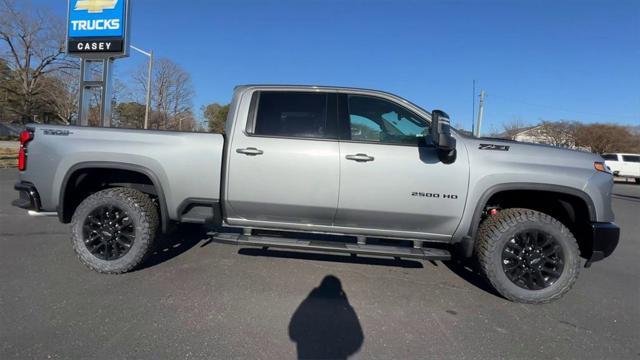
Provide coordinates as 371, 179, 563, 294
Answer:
43, 129, 72, 136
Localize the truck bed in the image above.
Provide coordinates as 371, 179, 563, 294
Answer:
19, 125, 225, 221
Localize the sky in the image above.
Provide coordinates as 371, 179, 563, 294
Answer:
31, 0, 640, 132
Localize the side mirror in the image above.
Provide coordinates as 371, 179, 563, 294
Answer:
430, 110, 457, 163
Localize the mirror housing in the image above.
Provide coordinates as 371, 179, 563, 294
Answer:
430, 110, 457, 163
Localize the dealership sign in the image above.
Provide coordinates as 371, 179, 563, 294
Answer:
67, 0, 130, 57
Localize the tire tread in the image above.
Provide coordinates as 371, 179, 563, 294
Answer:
475, 208, 580, 304
71, 187, 159, 274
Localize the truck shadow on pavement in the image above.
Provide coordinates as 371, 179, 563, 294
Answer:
289, 275, 364, 360
237, 245, 503, 299
237, 248, 424, 268
137, 224, 207, 270
139, 226, 502, 300
443, 259, 503, 298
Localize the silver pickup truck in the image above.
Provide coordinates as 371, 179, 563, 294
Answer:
13, 85, 619, 303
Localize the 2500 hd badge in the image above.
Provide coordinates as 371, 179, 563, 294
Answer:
412, 192, 459, 199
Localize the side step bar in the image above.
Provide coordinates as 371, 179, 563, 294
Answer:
208, 232, 451, 261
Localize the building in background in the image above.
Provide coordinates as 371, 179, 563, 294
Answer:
499, 124, 583, 150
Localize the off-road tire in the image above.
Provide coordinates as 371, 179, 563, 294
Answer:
635, 178, 640, 184
475, 208, 580, 304
71, 187, 159, 274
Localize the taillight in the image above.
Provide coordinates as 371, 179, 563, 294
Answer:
18, 130, 33, 171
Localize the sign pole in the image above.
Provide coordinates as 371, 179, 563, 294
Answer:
78, 59, 88, 126
101, 59, 114, 127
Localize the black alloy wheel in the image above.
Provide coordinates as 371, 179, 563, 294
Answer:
501, 230, 564, 290
475, 208, 580, 304
72, 187, 159, 274
83, 205, 135, 260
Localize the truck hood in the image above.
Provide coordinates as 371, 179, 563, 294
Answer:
460, 135, 603, 175
470, 136, 599, 159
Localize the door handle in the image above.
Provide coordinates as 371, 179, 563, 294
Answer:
345, 153, 375, 162
236, 147, 264, 156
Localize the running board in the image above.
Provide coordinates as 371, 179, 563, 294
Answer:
208, 232, 451, 261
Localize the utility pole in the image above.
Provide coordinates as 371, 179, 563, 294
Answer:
472, 80, 476, 134
474, 90, 485, 137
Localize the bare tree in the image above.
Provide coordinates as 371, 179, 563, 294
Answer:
501, 117, 529, 140
537, 120, 579, 148
0, 58, 12, 121
575, 124, 640, 153
0, 0, 76, 123
40, 68, 80, 124
133, 58, 195, 130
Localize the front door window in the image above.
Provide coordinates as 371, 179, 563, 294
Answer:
347, 95, 428, 145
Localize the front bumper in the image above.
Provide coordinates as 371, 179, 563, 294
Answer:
12, 182, 41, 212
585, 222, 620, 267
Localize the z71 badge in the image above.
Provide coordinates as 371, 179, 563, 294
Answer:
479, 143, 510, 151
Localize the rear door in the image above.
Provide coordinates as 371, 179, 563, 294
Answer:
334, 93, 469, 239
225, 90, 340, 226
621, 155, 640, 177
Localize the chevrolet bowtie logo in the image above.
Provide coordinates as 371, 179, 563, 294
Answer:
74, 0, 118, 13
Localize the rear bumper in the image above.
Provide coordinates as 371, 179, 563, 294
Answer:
12, 182, 41, 212
585, 222, 620, 267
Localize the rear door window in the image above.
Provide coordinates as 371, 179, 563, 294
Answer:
250, 92, 337, 139
622, 155, 640, 163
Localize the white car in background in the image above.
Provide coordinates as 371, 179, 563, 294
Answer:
602, 153, 640, 183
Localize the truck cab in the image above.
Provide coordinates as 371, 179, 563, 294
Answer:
222, 86, 467, 241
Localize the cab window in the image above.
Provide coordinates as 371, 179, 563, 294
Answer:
347, 95, 428, 145
251, 92, 337, 139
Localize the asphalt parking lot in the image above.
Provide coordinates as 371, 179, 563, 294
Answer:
1, 169, 639, 359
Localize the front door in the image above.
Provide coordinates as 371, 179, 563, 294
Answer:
226, 91, 340, 226
334, 94, 469, 238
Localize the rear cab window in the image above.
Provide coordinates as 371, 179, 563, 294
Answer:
247, 91, 337, 139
